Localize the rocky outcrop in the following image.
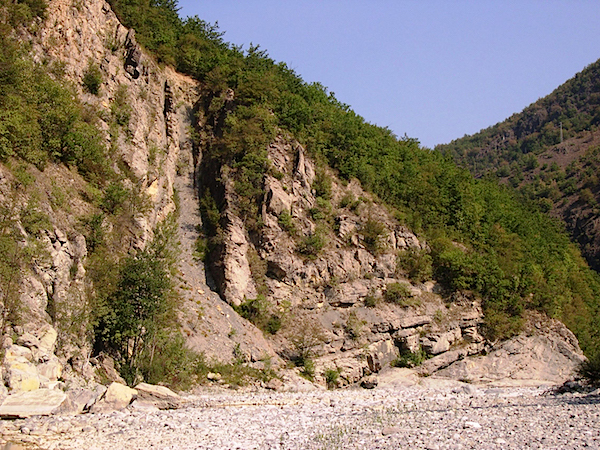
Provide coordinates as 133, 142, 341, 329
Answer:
0, 0, 586, 402
0, 389, 68, 419
436, 315, 586, 385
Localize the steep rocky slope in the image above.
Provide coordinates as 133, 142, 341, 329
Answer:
0, 0, 586, 409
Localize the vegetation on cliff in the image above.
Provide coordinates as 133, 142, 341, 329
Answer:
437, 60, 600, 273
103, 0, 600, 356
2, 0, 600, 387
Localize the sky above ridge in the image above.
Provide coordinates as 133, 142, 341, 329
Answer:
177, 1, 600, 149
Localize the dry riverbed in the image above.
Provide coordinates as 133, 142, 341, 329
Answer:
1, 375, 599, 450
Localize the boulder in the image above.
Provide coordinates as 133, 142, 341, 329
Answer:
90, 382, 137, 413
366, 340, 398, 373
360, 375, 379, 389
0, 389, 67, 418
134, 383, 181, 409
418, 348, 468, 375
436, 322, 586, 385
37, 356, 63, 382
3, 360, 40, 393
57, 388, 101, 415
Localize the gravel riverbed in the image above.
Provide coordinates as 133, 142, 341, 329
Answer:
1, 379, 599, 450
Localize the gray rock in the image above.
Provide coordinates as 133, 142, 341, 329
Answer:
134, 383, 181, 409
0, 389, 67, 418
437, 318, 585, 384
366, 340, 398, 373
361, 375, 378, 389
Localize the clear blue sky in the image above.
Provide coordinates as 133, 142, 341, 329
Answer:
177, 1, 600, 149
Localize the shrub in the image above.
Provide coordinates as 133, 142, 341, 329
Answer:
278, 210, 295, 234
397, 248, 433, 283
361, 218, 386, 254
392, 347, 427, 368
83, 61, 103, 95
344, 310, 365, 340
576, 353, 600, 386
312, 169, 332, 200
286, 318, 325, 367
101, 182, 129, 214
111, 85, 132, 126
297, 229, 325, 258
384, 282, 414, 306
324, 368, 340, 389
363, 294, 379, 308
234, 295, 280, 335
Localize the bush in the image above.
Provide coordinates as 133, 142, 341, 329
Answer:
363, 294, 380, 308
384, 282, 414, 306
234, 295, 280, 335
361, 218, 386, 254
297, 230, 325, 258
392, 347, 427, 368
312, 169, 332, 200
397, 248, 433, 283
83, 61, 103, 95
324, 368, 340, 389
576, 353, 600, 386
278, 210, 295, 234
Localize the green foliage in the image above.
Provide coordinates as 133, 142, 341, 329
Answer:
0, 17, 110, 181
361, 218, 386, 255
278, 210, 295, 234
392, 347, 427, 368
82, 61, 103, 95
297, 229, 326, 258
397, 248, 433, 283
111, 85, 131, 126
312, 169, 332, 200
383, 282, 414, 306
93, 214, 181, 382
344, 311, 365, 340
105, 0, 600, 357
577, 352, 600, 386
233, 295, 281, 335
324, 368, 340, 389
101, 182, 129, 214
363, 294, 380, 308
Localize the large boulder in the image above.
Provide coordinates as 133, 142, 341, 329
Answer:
436, 317, 586, 385
0, 389, 67, 418
3, 345, 40, 392
90, 382, 137, 413
133, 383, 181, 409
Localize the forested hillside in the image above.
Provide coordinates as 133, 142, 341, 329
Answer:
437, 60, 600, 274
1, 0, 599, 393
101, 0, 600, 356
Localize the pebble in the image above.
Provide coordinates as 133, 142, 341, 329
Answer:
0, 385, 599, 449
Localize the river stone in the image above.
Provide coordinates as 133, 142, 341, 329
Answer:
0, 389, 67, 418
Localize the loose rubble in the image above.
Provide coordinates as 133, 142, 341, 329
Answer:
0, 376, 598, 450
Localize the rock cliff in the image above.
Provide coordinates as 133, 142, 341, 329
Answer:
0, 0, 586, 406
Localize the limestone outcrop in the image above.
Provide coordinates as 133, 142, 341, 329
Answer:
0, 0, 586, 407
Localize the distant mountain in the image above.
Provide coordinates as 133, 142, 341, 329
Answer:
437, 59, 600, 271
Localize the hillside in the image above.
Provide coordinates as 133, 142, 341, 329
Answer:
437, 59, 600, 271
0, 0, 597, 408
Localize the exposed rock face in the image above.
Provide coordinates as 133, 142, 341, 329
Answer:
0, 0, 586, 403
436, 316, 586, 385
